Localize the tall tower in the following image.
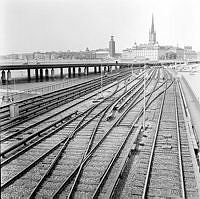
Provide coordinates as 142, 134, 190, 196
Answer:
149, 14, 156, 45
109, 36, 115, 57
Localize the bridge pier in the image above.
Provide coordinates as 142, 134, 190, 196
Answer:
45, 68, 49, 80
84, 67, 89, 75
68, 67, 71, 78
1, 70, 6, 85
107, 66, 110, 72
7, 70, 11, 84
51, 68, 54, 79
98, 66, 101, 73
60, 68, 63, 78
94, 66, 97, 74
110, 66, 113, 73
104, 66, 106, 73
73, 67, 76, 77
27, 69, 31, 82
78, 67, 81, 76
35, 69, 39, 81
40, 68, 43, 81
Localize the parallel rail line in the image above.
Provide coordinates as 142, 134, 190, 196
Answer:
1, 68, 155, 198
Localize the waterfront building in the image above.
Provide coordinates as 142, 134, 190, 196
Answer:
109, 36, 115, 57
197, 52, 200, 60
158, 46, 184, 60
184, 46, 197, 61
33, 52, 45, 60
122, 15, 197, 61
122, 14, 160, 61
95, 51, 109, 59
18, 53, 34, 61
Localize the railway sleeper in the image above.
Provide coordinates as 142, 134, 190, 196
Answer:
106, 111, 116, 121
1, 75, 125, 128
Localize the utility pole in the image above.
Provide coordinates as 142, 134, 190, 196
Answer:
143, 64, 146, 130
132, 64, 134, 77
100, 64, 103, 98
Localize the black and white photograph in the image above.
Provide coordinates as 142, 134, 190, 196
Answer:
0, 0, 200, 198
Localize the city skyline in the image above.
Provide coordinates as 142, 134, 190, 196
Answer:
0, 0, 200, 55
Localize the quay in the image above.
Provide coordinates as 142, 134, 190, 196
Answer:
179, 74, 200, 163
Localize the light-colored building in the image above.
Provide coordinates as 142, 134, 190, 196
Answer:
197, 52, 200, 60
122, 42, 159, 61
158, 46, 184, 60
122, 15, 160, 61
33, 52, 45, 60
95, 51, 109, 59
18, 53, 34, 60
184, 46, 197, 60
122, 15, 197, 61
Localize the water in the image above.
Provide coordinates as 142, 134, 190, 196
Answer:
2, 67, 85, 79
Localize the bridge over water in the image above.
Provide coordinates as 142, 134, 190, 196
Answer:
0, 60, 199, 84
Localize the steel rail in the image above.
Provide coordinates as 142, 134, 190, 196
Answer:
117, 69, 155, 112
1, 69, 155, 197
0, 81, 119, 158
0, 69, 130, 113
66, 70, 153, 198
0, 76, 101, 119
91, 72, 166, 198
0, 111, 78, 157
64, 94, 118, 199
0, 111, 84, 166
0, 73, 122, 130
1, 81, 121, 190
1, 73, 140, 164
142, 82, 168, 199
103, 80, 174, 199
107, 69, 151, 113
103, 70, 152, 121
51, 72, 152, 199
174, 81, 186, 198
1, 142, 62, 191
0, 72, 111, 111
0, 69, 130, 122
27, 79, 128, 198
1, 70, 133, 136
1, 74, 128, 142
0, 73, 135, 157
52, 69, 157, 198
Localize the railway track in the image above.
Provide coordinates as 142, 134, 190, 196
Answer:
117, 78, 199, 198
0, 69, 131, 130
0, 66, 156, 196
1, 68, 199, 198
1, 67, 155, 198
0, 69, 148, 160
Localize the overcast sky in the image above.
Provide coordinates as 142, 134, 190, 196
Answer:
0, 0, 200, 55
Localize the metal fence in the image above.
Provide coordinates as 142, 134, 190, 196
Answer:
3, 75, 99, 102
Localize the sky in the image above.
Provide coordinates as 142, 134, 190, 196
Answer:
0, 0, 200, 55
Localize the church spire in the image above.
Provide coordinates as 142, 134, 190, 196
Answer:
149, 14, 156, 45
151, 14, 154, 33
